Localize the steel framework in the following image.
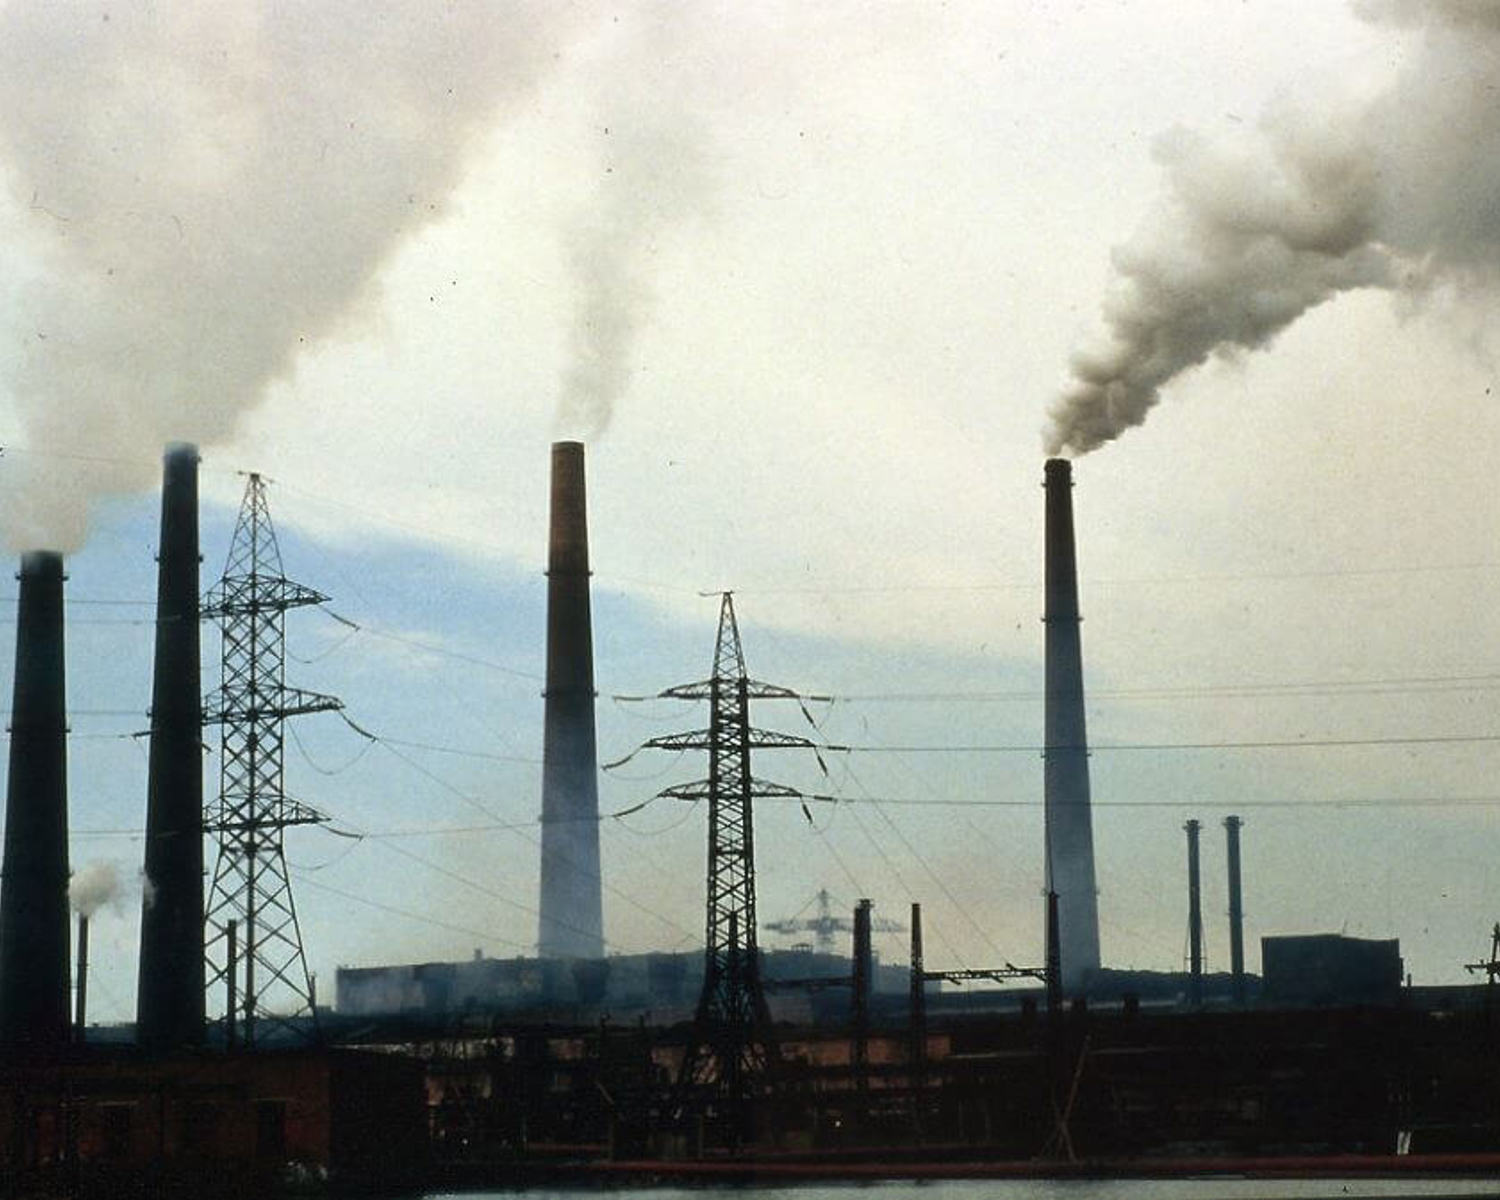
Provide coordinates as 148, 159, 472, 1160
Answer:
203, 474, 341, 1047
638, 593, 812, 1145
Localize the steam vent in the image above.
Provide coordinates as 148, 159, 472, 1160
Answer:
1043, 458, 1102, 991
537, 441, 605, 959
137, 443, 206, 1049
0, 551, 71, 1050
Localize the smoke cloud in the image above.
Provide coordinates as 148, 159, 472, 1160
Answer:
70, 860, 122, 918
1045, 0, 1500, 456
0, 3, 584, 551
555, 9, 717, 442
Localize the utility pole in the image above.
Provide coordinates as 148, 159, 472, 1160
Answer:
203, 474, 341, 1047
627, 593, 815, 1149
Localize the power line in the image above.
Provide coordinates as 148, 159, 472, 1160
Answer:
829, 732, 1500, 753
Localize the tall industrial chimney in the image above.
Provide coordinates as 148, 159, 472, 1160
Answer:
0, 551, 71, 1050
1225, 814, 1246, 1004
1043, 458, 1101, 991
1185, 819, 1203, 1007
537, 441, 604, 960
137, 443, 206, 1049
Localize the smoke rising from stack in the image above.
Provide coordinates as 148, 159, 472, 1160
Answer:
555, 9, 718, 442
69, 861, 122, 920
1046, 0, 1500, 456
0, 2, 584, 550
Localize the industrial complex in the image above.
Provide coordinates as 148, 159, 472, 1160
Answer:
0, 441, 1496, 1193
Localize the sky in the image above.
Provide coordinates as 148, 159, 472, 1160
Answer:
1, 0, 1499, 1024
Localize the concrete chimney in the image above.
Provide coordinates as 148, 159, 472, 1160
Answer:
0, 551, 71, 1050
537, 441, 604, 959
137, 443, 206, 1049
1043, 458, 1101, 991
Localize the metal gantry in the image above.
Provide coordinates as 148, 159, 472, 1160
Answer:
765, 887, 905, 955
634, 593, 814, 1146
203, 474, 341, 1048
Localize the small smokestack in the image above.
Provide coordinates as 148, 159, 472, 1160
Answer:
1043, 459, 1102, 991
75, 914, 89, 1043
1225, 815, 1246, 1004
0, 551, 71, 1051
537, 442, 604, 959
908, 901, 926, 1076
137, 443, 206, 1049
1185, 819, 1203, 1008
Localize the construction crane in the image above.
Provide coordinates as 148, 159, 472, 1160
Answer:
765, 888, 905, 955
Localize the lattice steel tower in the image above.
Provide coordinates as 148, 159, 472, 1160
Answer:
638, 593, 813, 1145
203, 474, 341, 1047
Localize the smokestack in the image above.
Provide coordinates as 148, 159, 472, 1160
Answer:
0, 551, 71, 1051
537, 441, 604, 960
137, 443, 206, 1049
908, 901, 926, 1076
1225, 815, 1246, 1005
1042, 458, 1101, 991
1185, 819, 1203, 1007
75, 914, 89, 1043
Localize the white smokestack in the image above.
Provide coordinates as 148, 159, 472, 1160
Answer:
1046, 0, 1500, 456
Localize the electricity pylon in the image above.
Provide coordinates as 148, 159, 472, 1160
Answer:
633, 593, 815, 1147
203, 474, 341, 1048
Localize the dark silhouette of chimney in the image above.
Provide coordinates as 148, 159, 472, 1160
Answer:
537, 441, 604, 959
1225, 814, 1246, 1004
1185, 818, 1203, 1007
1043, 458, 1101, 992
0, 551, 71, 1051
137, 443, 206, 1049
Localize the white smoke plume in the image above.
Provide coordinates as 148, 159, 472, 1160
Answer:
0, 2, 587, 550
555, 9, 717, 441
70, 860, 122, 918
1045, 0, 1500, 456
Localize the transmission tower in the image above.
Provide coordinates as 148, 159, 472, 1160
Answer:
634, 593, 815, 1146
203, 474, 341, 1048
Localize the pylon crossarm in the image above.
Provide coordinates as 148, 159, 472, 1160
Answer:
747, 728, 816, 750
205, 576, 329, 617
642, 729, 713, 752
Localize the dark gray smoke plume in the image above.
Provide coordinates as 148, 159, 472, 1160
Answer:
1046, 0, 1500, 456
0, 3, 582, 550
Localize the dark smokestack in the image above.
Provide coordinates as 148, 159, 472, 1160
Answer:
852, 898, 872, 1094
0, 551, 71, 1051
1225, 815, 1245, 1005
75, 914, 89, 1043
538, 441, 604, 959
1043, 458, 1101, 991
1185, 819, 1203, 1008
137, 443, 206, 1049
908, 901, 926, 1077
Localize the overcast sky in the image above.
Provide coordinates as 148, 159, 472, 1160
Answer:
2, 0, 1499, 1024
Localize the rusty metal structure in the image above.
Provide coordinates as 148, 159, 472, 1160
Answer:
538, 441, 604, 960
0, 551, 71, 1051
204, 474, 341, 1047
1043, 458, 1101, 992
